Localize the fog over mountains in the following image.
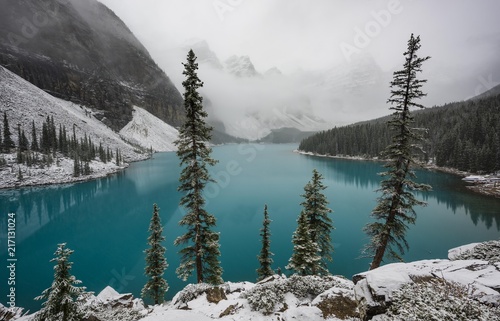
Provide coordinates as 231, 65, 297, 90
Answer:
100, 0, 500, 138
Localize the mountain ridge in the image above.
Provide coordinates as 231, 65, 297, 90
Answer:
0, 0, 184, 131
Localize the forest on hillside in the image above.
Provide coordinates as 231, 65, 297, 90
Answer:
299, 94, 500, 174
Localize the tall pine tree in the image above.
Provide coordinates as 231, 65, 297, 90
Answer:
256, 204, 274, 281
142, 203, 168, 305
34, 243, 90, 321
286, 211, 321, 276
174, 49, 222, 285
3, 112, 15, 152
363, 34, 431, 270
301, 169, 334, 275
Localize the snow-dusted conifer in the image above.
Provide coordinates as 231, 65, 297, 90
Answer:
142, 203, 168, 305
256, 204, 274, 281
286, 212, 321, 276
31, 120, 39, 152
2, 111, 15, 152
33, 243, 90, 321
301, 169, 334, 275
363, 34, 431, 270
174, 49, 222, 285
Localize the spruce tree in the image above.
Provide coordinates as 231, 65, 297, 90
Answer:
301, 169, 334, 275
286, 211, 321, 276
363, 34, 431, 270
31, 120, 39, 152
34, 243, 90, 321
142, 203, 168, 305
174, 49, 222, 285
256, 204, 274, 281
3, 112, 15, 152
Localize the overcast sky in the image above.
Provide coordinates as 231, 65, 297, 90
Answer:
99, 0, 500, 127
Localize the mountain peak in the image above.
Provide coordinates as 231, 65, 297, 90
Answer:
224, 55, 259, 77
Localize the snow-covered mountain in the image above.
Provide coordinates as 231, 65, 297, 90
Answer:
176, 41, 390, 140
0, 66, 178, 189
224, 55, 259, 78
0, 0, 184, 131
119, 106, 178, 152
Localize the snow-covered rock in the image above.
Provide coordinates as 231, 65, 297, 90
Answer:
449, 240, 500, 263
164, 276, 358, 321
353, 259, 500, 320
119, 106, 178, 152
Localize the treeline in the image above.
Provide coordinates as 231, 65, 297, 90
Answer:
299, 94, 500, 173
1, 112, 123, 177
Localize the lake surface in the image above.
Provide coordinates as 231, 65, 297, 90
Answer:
1, 143, 499, 310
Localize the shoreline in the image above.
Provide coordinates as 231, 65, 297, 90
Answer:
0, 152, 150, 191
294, 149, 500, 199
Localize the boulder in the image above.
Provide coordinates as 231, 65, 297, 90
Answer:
353, 259, 500, 320
205, 287, 227, 304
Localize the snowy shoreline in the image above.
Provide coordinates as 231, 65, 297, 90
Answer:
294, 149, 500, 198
6, 240, 500, 321
0, 152, 149, 191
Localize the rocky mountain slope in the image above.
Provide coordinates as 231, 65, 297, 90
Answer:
0, 65, 178, 189
0, 0, 183, 131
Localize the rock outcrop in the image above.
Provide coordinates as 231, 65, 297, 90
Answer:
353, 241, 500, 320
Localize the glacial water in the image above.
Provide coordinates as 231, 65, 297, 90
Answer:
1, 143, 499, 310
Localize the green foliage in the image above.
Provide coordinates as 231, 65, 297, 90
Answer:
142, 204, 168, 305
286, 211, 321, 276
174, 49, 222, 285
299, 92, 500, 174
256, 204, 274, 281
363, 34, 431, 269
33, 243, 90, 321
301, 169, 334, 275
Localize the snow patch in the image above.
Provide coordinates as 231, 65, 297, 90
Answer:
119, 106, 179, 152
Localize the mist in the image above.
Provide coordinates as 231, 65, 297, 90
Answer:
98, 0, 500, 138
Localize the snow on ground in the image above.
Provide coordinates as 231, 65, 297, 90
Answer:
354, 254, 500, 319
119, 106, 178, 152
0, 151, 128, 189
0, 66, 178, 189
7, 240, 500, 321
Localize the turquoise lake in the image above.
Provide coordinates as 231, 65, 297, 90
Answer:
1, 143, 500, 310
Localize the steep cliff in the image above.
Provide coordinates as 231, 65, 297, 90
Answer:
0, 0, 183, 131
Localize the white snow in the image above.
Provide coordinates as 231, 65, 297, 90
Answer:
96, 286, 121, 302
0, 66, 178, 189
448, 242, 481, 260
119, 106, 179, 152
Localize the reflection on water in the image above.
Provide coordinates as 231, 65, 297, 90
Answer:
302, 155, 500, 231
1, 145, 499, 311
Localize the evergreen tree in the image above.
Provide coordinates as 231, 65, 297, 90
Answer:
286, 211, 321, 276
363, 34, 431, 270
142, 203, 168, 305
32, 120, 39, 152
174, 49, 222, 285
3, 112, 15, 152
301, 169, 334, 275
256, 204, 274, 281
115, 148, 120, 166
73, 152, 80, 177
34, 243, 90, 321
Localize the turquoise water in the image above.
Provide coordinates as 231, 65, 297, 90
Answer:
1, 143, 499, 310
